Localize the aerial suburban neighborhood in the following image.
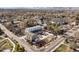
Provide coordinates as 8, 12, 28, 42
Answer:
0, 7, 79, 52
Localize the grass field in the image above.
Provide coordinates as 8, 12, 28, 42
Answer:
55, 44, 73, 52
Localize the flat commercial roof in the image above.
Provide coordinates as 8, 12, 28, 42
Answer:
25, 25, 43, 32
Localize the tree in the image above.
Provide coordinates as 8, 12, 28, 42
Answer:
47, 22, 60, 35
26, 19, 38, 27
75, 15, 79, 25
0, 29, 4, 35
14, 44, 25, 52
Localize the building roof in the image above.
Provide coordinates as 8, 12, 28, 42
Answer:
52, 18, 68, 25
25, 25, 43, 33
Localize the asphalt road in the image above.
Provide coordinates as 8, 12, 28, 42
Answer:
0, 23, 66, 52
44, 36, 65, 52
0, 23, 33, 52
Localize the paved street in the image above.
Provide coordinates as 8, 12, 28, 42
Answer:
0, 23, 33, 52
0, 23, 66, 52
44, 36, 65, 52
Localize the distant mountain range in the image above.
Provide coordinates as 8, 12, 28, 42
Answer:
30, 7, 79, 11
0, 7, 79, 12
0, 7, 79, 10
